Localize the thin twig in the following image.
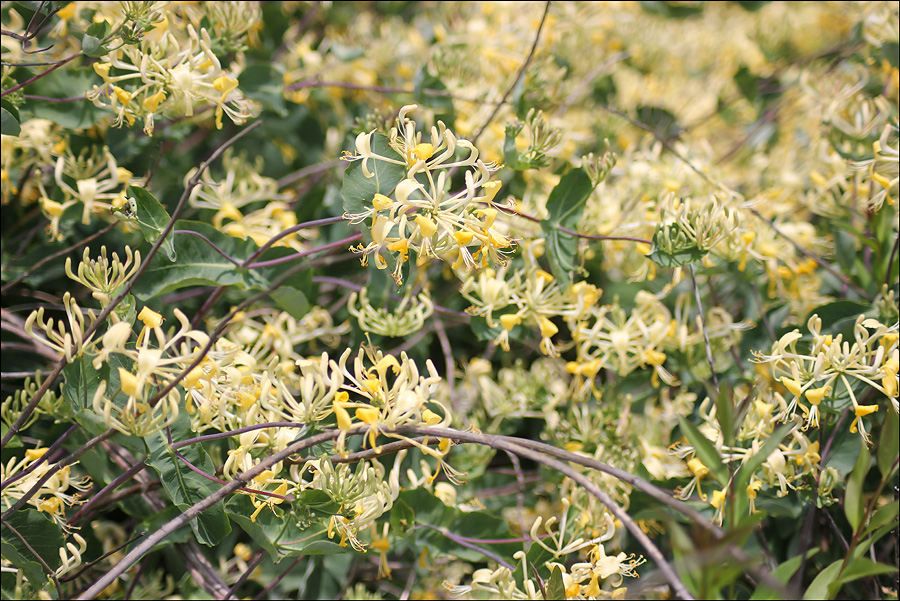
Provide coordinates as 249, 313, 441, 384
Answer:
470, 1, 551, 145
0, 423, 80, 491
68, 460, 147, 525
689, 264, 719, 392
749, 208, 872, 300
224, 550, 266, 601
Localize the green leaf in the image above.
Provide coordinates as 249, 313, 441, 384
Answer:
144, 409, 231, 546
547, 566, 566, 600
1, 508, 65, 587
540, 167, 595, 285
714, 385, 736, 448
734, 1, 771, 11
877, 399, 899, 478
803, 559, 842, 600
85, 20, 111, 39
831, 557, 898, 593
413, 66, 455, 128
19, 68, 105, 129
1, 103, 20, 137
805, 300, 870, 336
645, 243, 707, 267
736, 423, 792, 489
844, 438, 870, 532
824, 425, 863, 477
269, 285, 309, 320
678, 415, 728, 485
341, 133, 407, 217
862, 501, 899, 540
390, 499, 415, 536
639, 1, 705, 19
227, 494, 343, 558
81, 34, 102, 56
298, 490, 341, 515
749, 548, 817, 600
131, 221, 262, 300
125, 186, 177, 262
882, 42, 900, 69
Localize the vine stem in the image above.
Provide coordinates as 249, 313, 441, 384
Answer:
76, 423, 694, 600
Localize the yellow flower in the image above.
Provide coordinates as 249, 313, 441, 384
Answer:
805, 386, 831, 406
138, 306, 164, 328
780, 376, 803, 397
687, 458, 708, 479
118, 367, 142, 399
415, 214, 438, 238
373, 193, 393, 210
412, 143, 434, 162
539, 317, 558, 338
142, 89, 167, 112
710, 489, 726, 508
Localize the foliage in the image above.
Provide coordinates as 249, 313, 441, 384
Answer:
1, 1, 898, 600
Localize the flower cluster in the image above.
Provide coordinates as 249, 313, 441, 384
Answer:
343, 105, 514, 284
753, 313, 899, 443
83, 2, 259, 135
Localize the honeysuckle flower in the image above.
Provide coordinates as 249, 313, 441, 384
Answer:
752, 313, 899, 443
348, 286, 434, 337
0, 449, 90, 527
65, 245, 142, 308
25, 293, 97, 363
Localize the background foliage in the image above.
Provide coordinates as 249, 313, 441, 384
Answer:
1, 1, 898, 600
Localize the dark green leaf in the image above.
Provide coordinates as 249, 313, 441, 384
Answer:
882, 42, 900, 69
825, 425, 863, 477
240, 64, 288, 117
144, 409, 231, 546
126, 185, 177, 261
131, 221, 261, 300
390, 499, 415, 536
805, 300, 870, 335
1, 509, 64, 587
715, 385, 736, 447
844, 439, 869, 531
413, 66, 455, 128
540, 167, 595, 284
1, 103, 20, 137
877, 408, 899, 478
19, 68, 105, 129
734, 1, 771, 11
